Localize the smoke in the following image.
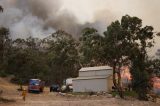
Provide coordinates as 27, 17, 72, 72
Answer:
0, 0, 79, 38
91, 9, 116, 34
0, 0, 159, 56
0, 0, 116, 39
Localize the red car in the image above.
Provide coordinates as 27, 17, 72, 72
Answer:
28, 79, 45, 93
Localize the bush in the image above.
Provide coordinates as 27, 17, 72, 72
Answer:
110, 91, 138, 98
0, 70, 7, 77
124, 91, 138, 97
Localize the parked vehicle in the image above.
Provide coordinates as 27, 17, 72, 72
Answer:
61, 85, 73, 92
50, 84, 60, 92
28, 79, 45, 93
61, 78, 73, 92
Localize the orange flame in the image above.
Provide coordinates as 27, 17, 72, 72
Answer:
121, 66, 131, 80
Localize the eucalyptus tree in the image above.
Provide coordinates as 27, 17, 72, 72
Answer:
0, 5, 12, 76
7, 37, 49, 84
46, 30, 80, 84
103, 20, 129, 98
0, 27, 11, 76
103, 15, 157, 99
80, 27, 105, 66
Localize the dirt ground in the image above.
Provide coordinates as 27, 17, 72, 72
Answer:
0, 77, 160, 106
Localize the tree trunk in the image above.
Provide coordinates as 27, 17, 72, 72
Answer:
113, 66, 117, 87
117, 72, 124, 98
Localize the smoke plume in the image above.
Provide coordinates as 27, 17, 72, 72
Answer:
0, 0, 116, 39
0, 0, 77, 38
0, 0, 159, 56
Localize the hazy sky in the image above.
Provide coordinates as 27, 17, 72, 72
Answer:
61, 0, 160, 55
0, 0, 160, 55
62, 0, 160, 30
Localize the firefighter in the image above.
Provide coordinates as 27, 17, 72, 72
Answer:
22, 88, 27, 101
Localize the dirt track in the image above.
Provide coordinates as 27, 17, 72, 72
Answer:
0, 78, 160, 106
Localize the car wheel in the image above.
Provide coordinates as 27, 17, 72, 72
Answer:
50, 87, 52, 92
28, 90, 31, 93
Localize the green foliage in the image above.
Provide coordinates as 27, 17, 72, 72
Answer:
150, 59, 160, 77
124, 91, 138, 97
46, 30, 80, 84
103, 20, 130, 66
131, 57, 151, 100
0, 27, 11, 77
103, 15, 157, 100
120, 15, 156, 100
7, 37, 50, 84
0, 70, 7, 77
0, 30, 80, 85
151, 49, 160, 76
103, 17, 133, 98
80, 27, 104, 66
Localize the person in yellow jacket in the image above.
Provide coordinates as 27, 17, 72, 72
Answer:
22, 88, 27, 101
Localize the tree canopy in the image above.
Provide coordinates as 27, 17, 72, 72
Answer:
80, 27, 104, 66
103, 15, 157, 100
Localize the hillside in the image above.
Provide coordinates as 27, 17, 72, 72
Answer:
0, 77, 17, 91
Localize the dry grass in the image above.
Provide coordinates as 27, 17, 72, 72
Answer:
0, 97, 15, 103
0, 77, 160, 106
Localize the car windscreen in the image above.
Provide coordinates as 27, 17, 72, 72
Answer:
52, 84, 59, 88
29, 80, 40, 85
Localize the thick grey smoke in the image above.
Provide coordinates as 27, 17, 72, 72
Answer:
1, 0, 159, 56
0, 0, 80, 38
0, 0, 53, 38
0, 0, 115, 39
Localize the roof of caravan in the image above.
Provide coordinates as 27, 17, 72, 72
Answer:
72, 74, 112, 80
29, 79, 41, 81
79, 66, 112, 72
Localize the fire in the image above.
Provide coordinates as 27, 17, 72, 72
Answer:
152, 77, 160, 89
121, 66, 131, 80
121, 66, 160, 89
